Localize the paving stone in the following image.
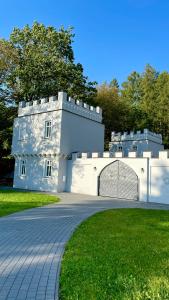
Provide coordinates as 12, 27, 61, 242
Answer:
0, 192, 169, 299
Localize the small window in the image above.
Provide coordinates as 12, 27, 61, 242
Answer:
20, 160, 26, 176
45, 121, 52, 138
133, 145, 137, 151
45, 160, 52, 177
118, 146, 123, 151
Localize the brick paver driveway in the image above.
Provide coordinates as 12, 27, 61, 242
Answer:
0, 193, 169, 300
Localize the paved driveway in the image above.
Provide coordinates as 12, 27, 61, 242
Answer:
0, 193, 169, 300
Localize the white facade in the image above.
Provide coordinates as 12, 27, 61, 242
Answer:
66, 150, 169, 204
12, 92, 104, 192
109, 130, 164, 157
12, 92, 169, 205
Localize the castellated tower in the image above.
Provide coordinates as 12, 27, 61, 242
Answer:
11, 92, 104, 192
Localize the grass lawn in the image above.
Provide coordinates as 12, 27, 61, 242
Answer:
60, 209, 169, 300
0, 190, 59, 217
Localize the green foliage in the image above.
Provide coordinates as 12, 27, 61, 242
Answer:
0, 103, 17, 159
92, 81, 128, 149
0, 22, 97, 160
0, 190, 59, 217
60, 208, 169, 300
95, 65, 169, 148
0, 22, 96, 103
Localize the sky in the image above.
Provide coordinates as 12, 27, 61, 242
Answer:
1, 0, 169, 84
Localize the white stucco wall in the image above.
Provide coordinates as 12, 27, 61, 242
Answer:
12, 92, 104, 192
13, 157, 59, 192
67, 156, 148, 202
60, 110, 104, 154
12, 110, 62, 156
109, 130, 164, 157
149, 155, 169, 204
109, 140, 164, 157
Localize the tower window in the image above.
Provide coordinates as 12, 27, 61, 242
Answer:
133, 145, 137, 151
118, 146, 123, 151
45, 121, 52, 138
45, 160, 52, 177
20, 160, 26, 176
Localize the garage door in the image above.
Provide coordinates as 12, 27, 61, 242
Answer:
99, 160, 138, 200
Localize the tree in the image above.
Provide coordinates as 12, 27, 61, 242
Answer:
0, 22, 97, 163
0, 41, 17, 159
120, 65, 169, 147
121, 71, 144, 130
0, 22, 96, 104
154, 72, 169, 146
93, 81, 128, 148
139, 64, 159, 130
0, 40, 18, 104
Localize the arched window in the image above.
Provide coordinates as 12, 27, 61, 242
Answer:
20, 160, 26, 176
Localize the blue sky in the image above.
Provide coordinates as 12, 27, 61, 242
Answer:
1, 0, 169, 84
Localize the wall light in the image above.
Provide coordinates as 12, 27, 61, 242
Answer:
141, 168, 144, 173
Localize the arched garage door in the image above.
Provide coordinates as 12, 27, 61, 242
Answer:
99, 160, 138, 200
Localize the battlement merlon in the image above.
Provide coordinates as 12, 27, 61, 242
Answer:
111, 129, 163, 144
71, 150, 169, 160
18, 92, 102, 123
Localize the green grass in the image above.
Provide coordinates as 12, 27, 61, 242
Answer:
60, 209, 169, 300
0, 190, 59, 217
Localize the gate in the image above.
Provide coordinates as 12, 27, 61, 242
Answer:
99, 160, 138, 200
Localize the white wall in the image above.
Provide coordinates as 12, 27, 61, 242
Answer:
13, 157, 59, 192
60, 110, 104, 154
12, 110, 62, 156
12, 91, 104, 193
109, 140, 164, 157
149, 158, 169, 204
67, 156, 148, 202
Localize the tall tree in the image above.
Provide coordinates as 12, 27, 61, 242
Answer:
121, 71, 143, 130
140, 64, 159, 130
0, 41, 17, 159
0, 22, 96, 104
0, 40, 18, 104
93, 81, 128, 148
154, 72, 169, 145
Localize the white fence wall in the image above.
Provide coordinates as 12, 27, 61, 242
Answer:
67, 150, 169, 204
149, 151, 169, 204
67, 155, 148, 202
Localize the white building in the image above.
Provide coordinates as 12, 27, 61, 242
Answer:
109, 130, 164, 157
12, 92, 169, 204
12, 92, 104, 193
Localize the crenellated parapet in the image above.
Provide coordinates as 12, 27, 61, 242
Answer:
71, 150, 169, 160
18, 91, 102, 122
111, 129, 162, 144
